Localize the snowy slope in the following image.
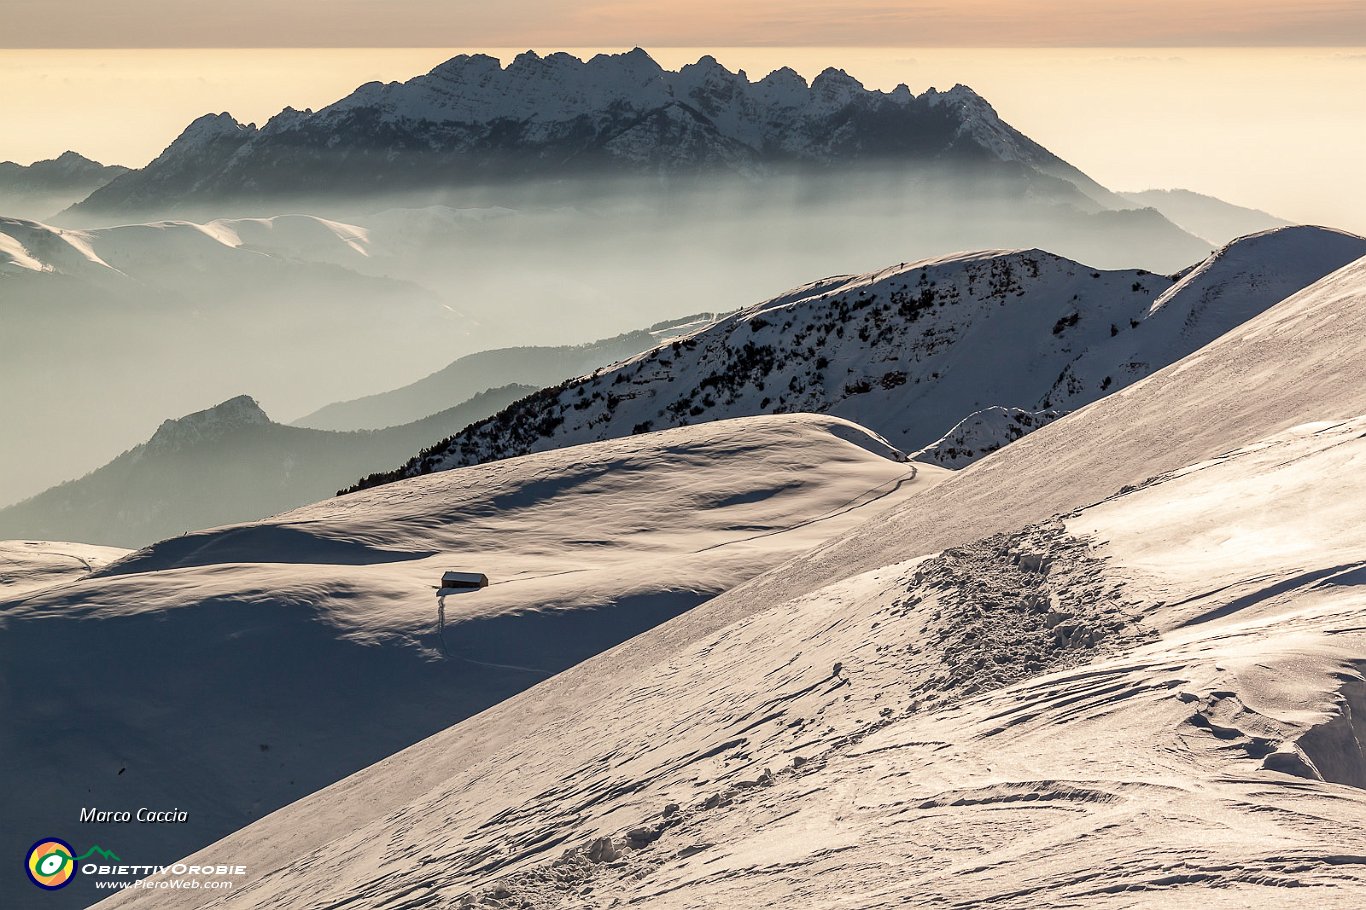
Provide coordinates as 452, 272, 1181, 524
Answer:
1045, 226, 1366, 410
0, 386, 530, 547
0, 414, 945, 910
0, 213, 372, 276
0, 540, 127, 598
97, 260, 1366, 910
353, 229, 1365, 491
351, 249, 1174, 488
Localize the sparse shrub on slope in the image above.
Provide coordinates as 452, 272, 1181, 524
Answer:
344, 249, 1178, 493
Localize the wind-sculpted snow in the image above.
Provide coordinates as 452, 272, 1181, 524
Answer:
0, 540, 127, 597
86, 254, 1366, 910
107, 414, 1366, 910
0, 414, 946, 910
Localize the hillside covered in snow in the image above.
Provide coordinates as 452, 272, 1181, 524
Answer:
910, 405, 1063, 468
0, 414, 944, 910
352, 227, 1365, 490
5, 43, 1366, 910
90, 232, 1366, 910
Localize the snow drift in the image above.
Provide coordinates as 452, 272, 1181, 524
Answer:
92, 248, 1366, 910
0, 414, 943, 910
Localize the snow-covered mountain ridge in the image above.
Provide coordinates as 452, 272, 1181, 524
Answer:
70, 49, 1117, 216
0, 213, 372, 277
0, 414, 945, 910
1047, 225, 1366, 410
351, 227, 1364, 490
348, 248, 1169, 487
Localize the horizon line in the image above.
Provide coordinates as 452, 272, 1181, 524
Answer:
5, 44, 1366, 51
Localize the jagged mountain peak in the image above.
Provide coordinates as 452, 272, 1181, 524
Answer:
175, 112, 255, 144
65, 49, 1157, 222
147, 395, 271, 451
675, 54, 750, 92
810, 66, 866, 96
587, 46, 666, 73
306, 49, 1004, 133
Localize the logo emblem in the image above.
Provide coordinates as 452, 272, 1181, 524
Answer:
26, 838, 76, 890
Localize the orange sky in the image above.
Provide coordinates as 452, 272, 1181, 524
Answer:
5, 1, 1366, 47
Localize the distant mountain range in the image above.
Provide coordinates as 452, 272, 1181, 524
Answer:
0, 151, 127, 220
0, 304, 730, 544
48, 48, 1235, 278
0, 213, 466, 506
69, 49, 1116, 214
296, 314, 724, 431
1120, 188, 1288, 245
0, 386, 530, 547
350, 226, 1366, 491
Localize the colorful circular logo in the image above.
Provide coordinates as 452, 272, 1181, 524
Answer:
26, 838, 76, 890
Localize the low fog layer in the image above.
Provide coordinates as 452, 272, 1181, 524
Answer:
1, 170, 1222, 507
